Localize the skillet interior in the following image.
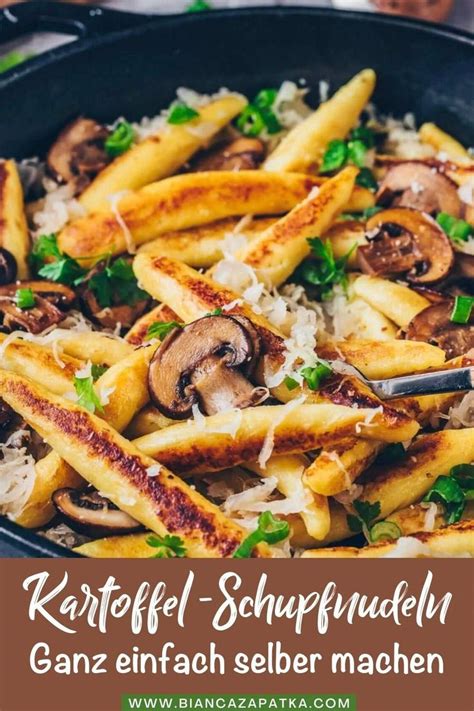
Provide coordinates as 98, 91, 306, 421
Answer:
0, 6, 473, 159
0, 5, 472, 557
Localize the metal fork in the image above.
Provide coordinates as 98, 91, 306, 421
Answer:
335, 365, 474, 400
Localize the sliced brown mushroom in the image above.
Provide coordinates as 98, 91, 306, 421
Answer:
0, 296, 65, 334
358, 207, 454, 284
0, 248, 17, 286
410, 286, 447, 304
81, 288, 149, 330
148, 314, 264, 419
47, 117, 110, 184
52, 488, 142, 537
191, 138, 265, 172
377, 161, 462, 216
455, 253, 474, 281
406, 301, 474, 359
0, 280, 75, 309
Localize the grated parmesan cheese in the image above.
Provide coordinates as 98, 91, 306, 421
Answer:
223, 476, 278, 515
458, 179, 474, 206
0, 310, 126, 361
132, 87, 244, 141
146, 464, 162, 478
355, 405, 384, 433
32, 179, 86, 236
108, 191, 135, 254
318, 80, 330, 103
445, 392, 474, 429
257, 395, 306, 468
98, 385, 116, 407
420, 502, 439, 532
273, 81, 311, 130
191, 403, 243, 439
0, 433, 36, 519
74, 360, 92, 379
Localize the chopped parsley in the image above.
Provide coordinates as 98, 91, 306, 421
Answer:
347, 499, 401, 544
347, 499, 381, 532
205, 307, 223, 316
233, 511, 290, 558
167, 102, 200, 125
436, 212, 473, 243
0, 51, 32, 74
147, 534, 187, 558
105, 121, 135, 157
355, 167, 378, 192
146, 320, 182, 341
30, 233, 64, 269
236, 88, 281, 137
186, 0, 212, 11
31, 234, 87, 286
39, 256, 86, 286
31, 236, 146, 307
14, 288, 35, 310
73, 372, 104, 414
297, 236, 356, 299
87, 257, 148, 308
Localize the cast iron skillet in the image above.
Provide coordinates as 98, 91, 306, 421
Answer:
0, 1, 472, 557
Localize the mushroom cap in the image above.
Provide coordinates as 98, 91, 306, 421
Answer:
377, 161, 462, 217
47, 117, 110, 184
0, 295, 65, 334
0, 280, 75, 309
359, 207, 454, 284
191, 137, 265, 172
0, 248, 17, 286
52, 488, 142, 537
148, 314, 261, 419
80, 288, 149, 330
455, 253, 474, 281
406, 301, 474, 359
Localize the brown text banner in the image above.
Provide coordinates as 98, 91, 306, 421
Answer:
0, 559, 472, 711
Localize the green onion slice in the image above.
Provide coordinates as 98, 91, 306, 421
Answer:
14, 288, 36, 310
105, 121, 135, 157
436, 212, 473, 243
369, 521, 402, 543
423, 475, 466, 525
347, 139, 367, 168
167, 102, 200, 125
233, 511, 290, 558
236, 105, 265, 137
450, 296, 474, 324
319, 139, 348, 174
